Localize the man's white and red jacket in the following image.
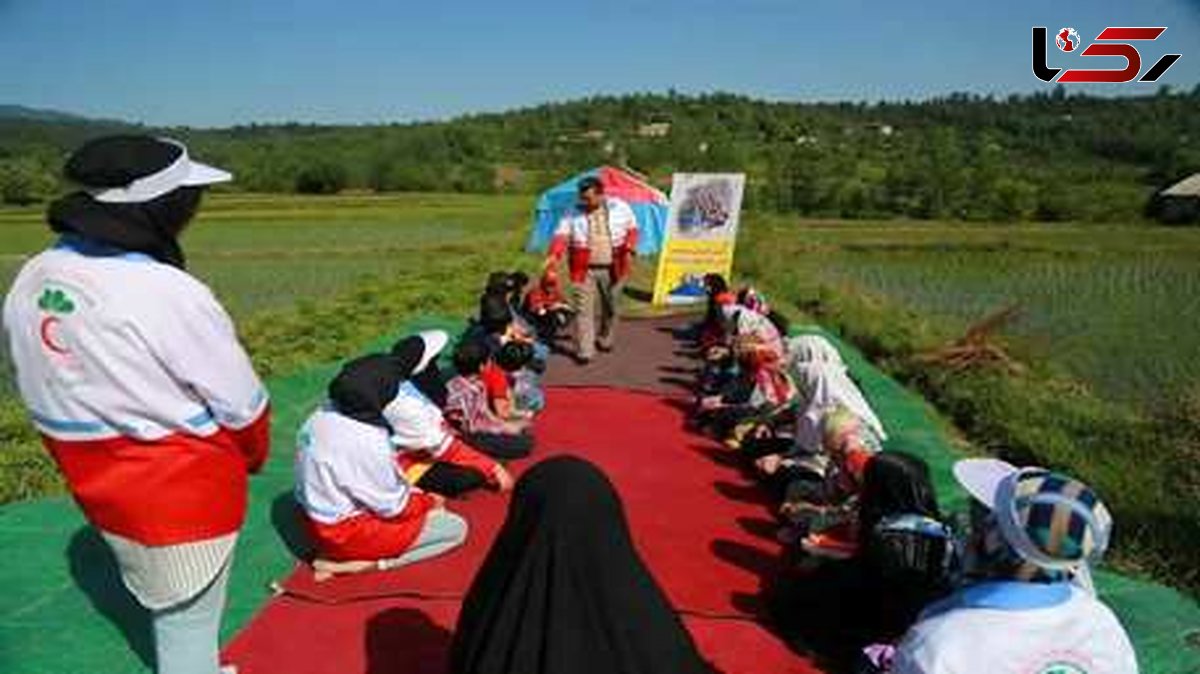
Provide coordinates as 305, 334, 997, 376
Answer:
3, 240, 270, 604
548, 196, 639, 283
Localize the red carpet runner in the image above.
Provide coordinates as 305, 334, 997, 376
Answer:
223, 387, 821, 673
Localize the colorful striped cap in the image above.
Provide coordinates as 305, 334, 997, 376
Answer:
955, 459, 1113, 571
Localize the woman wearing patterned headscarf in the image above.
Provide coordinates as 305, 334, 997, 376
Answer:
886, 459, 1138, 674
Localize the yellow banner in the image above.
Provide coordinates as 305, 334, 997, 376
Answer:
652, 173, 745, 305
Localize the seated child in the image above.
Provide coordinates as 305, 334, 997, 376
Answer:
777, 405, 884, 558
789, 334, 887, 454
523, 268, 573, 342
697, 275, 731, 350
744, 334, 870, 490
497, 340, 545, 415
295, 340, 513, 581
743, 333, 876, 459
883, 460, 1135, 674
697, 309, 796, 444
471, 290, 512, 352
445, 339, 534, 460
476, 280, 548, 373
501, 271, 543, 346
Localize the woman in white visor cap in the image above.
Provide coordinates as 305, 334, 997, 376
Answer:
884, 459, 1137, 674
3, 136, 269, 674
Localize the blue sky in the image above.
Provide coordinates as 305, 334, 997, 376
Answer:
0, 0, 1197, 127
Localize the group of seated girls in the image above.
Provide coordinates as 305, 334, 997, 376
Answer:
688, 276, 1139, 674
293, 270, 558, 581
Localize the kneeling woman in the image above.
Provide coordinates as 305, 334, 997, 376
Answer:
296, 339, 512, 580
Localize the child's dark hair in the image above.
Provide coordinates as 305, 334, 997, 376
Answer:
859, 451, 941, 533
703, 273, 728, 295
496, 340, 534, 372
453, 338, 490, 376
485, 272, 513, 296
767, 309, 790, 335
479, 292, 513, 335
508, 271, 530, 292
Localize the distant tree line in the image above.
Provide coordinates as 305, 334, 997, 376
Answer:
2, 87, 1199, 223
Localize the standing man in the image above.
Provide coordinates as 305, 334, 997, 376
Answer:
3, 136, 270, 674
545, 176, 639, 363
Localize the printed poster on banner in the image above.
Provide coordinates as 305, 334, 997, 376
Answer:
651, 173, 745, 306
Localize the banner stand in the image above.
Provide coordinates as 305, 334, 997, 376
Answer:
651, 173, 746, 306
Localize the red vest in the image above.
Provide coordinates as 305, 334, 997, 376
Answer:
43, 408, 270, 546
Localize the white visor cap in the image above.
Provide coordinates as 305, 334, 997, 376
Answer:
415, 330, 450, 374
88, 139, 232, 204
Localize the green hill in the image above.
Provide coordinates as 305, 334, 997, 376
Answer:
3, 88, 1199, 222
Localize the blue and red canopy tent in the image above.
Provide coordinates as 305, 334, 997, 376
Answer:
526, 166, 669, 256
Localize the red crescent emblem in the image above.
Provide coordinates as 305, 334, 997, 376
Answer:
39, 316, 70, 355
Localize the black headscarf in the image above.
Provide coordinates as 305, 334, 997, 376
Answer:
48, 136, 204, 269
450, 456, 711, 674
767, 452, 950, 666
859, 452, 952, 600
390, 335, 449, 408
478, 292, 513, 335
327, 351, 420, 428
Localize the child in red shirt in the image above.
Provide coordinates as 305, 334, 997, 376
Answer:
445, 339, 534, 460
523, 268, 573, 341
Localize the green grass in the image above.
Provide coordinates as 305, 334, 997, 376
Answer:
738, 214, 1200, 593
0, 193, 538, 503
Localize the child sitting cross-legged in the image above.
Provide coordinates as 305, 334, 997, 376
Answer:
744, 333, 888, 518
295, 337, 513, 582
445, 338, 535, 460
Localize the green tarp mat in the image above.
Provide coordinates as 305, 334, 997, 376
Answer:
0, 318, 1196, 673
